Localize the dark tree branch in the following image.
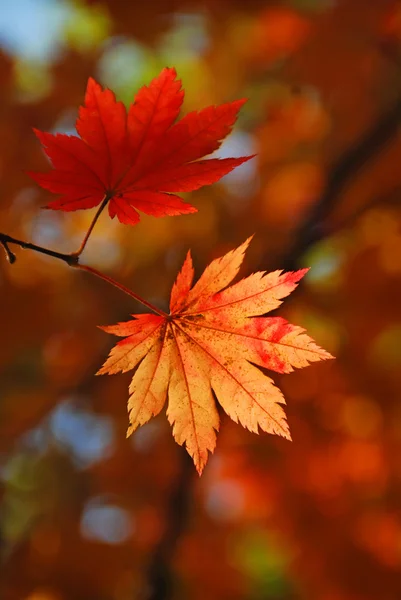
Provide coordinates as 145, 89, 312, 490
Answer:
274, 95, 401, 272
326, 186, 401, 237
143, 450, 195, 600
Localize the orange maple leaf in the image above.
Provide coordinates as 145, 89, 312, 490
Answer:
98, 238, 333, 474
28, 67, 251, 225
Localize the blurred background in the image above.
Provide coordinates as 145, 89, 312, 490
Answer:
1, 0, 401, 599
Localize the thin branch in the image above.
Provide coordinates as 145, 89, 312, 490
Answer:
0, 232, 78, 266
0, 232, 167, 317
71, 195, 110, 257
0, 239, 16, 264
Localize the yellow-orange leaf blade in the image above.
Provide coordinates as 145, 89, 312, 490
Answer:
211, 360, 289, 438
167, 324, 219, 474
184, 315, 332, 374
97, 314, 163, 374
126, 332, 170, 436
180, 319, 289, 437
192, 268, 309, 318
98, 237, 334, 474
169, 251, 194, 313
181, 236, 253, 312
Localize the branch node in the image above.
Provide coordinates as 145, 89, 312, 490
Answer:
67, 254, 80, 267
1, 239, 16, 264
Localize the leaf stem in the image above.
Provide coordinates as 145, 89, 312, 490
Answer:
76, 264, 168, 317
71, 195, 110, 257
0, 231, 167, 317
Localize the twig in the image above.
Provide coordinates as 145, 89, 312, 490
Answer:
0, 232, 167, 317
0, 233, 78, 266
0, 239, 16, 264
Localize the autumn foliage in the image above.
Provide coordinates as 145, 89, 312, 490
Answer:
2, 2, 398, 599
99, 237, 331, 473
29, 68, 251, 225
0, 67, 330, 474
7, 68, 330, 473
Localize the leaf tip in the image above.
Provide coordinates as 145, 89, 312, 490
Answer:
298, 267, 310, 278
163, 65, 178, 77
86, 76, 102, 94
233, 97, 249, 111
322, 348, 336, 361
240, 234, 255, 255
193, 454, 208, 476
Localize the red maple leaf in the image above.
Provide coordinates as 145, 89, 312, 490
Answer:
98, 237, 333, 474
29, 68, 251, 225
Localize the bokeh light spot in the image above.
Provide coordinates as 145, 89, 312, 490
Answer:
205, 479, 245, 521
81, 496, 133, 544
49, 398, 115, 468
0, 0, 70, 61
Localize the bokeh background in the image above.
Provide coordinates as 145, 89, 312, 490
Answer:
1, 0, 401, 599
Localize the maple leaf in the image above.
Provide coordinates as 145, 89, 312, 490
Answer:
98, 238, 333, 474
28, 68, 251, 225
